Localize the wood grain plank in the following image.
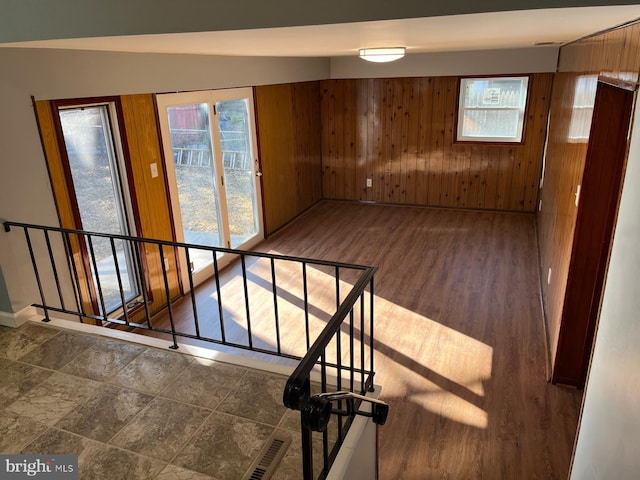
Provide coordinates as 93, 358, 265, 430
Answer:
428, 77, 446, 206
371, 79, 385, 202
342, 79, 356, 200
355, 79, 369, 201
333, 80, 345, 200
416, 78, 433, 205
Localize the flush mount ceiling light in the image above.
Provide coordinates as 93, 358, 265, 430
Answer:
359, 47, 406, 63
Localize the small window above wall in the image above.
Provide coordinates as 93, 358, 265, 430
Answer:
457, 76, 529, 143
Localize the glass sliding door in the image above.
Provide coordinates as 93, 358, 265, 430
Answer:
156, 88, 263, 288
58, 104, 139, 314
216, 98, 260, 248
166, 102, 224, 272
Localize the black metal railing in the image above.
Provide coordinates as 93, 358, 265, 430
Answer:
3, 220, 381, 478
283, 263, 380, 479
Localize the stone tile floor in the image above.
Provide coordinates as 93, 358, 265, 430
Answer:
0, 321, 313, 480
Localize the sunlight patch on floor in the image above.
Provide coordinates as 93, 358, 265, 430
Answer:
375, 300, 493, 429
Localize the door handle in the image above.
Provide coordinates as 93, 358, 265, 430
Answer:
256, 171, 263, 177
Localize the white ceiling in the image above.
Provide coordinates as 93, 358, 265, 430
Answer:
2, 6, 640, 57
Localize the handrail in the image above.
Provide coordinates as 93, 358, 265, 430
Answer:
3, 221, 369, 272
283, 265, 377, 410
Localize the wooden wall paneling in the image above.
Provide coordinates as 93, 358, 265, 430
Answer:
355, 79, 369, 201
440, 77, 457, 207
380, 79, 392, 202
553, 82, 634, 386
291, 81, 322, 212
625, 25, 640, 74
333, 79, 346, 200
370, 79, 384, 202
427, 77, 446, 206
495, 147, 514, 211
405, 78, 421, 205
256, 82, 322, 235
607, 28, 626, 74
120, 94, 180, 312
352, 79, 363, 200
389, 79, 405, 203
483, 146, 500, 210
467, 145, 482, 208
507, 146, 526, 211
459, 145, 473, 208
477, 146, 492, 209
618, 27, 633, 71
415, 78, 433, 205
520, 74, 553, 212
307, 81, 323, 207
319, 74, 551, 212
322, 81, 336, 199
307, 81, 323, 208
364, 79, 375, 202
538, 21, 640, 382
537, 74, 584, 365
342, 79, 357, 200
291, 83, 307, 209
399, 79, 411, 203
34, 100, 95, 319
319, 81, 330, 199
255, 84, 297, 234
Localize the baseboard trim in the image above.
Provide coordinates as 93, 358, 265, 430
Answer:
0, 305, 39, 328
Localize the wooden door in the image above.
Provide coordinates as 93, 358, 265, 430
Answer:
552, 79, 636, 387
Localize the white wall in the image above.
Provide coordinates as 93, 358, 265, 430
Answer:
569, 100, 640, 479
0, 47, 329, 314
331, 47, 558, 78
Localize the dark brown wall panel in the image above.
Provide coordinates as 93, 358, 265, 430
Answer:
255, 82, 322, 235
319, 74, 553, 212
537, 22, 640, 379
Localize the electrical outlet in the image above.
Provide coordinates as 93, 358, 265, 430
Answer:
366, 178, 372, 188
164, 258, 170, 271
150, 163, 158, 178
547, 267, 552, 285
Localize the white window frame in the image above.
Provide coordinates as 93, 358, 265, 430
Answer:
457, 76, 529, 143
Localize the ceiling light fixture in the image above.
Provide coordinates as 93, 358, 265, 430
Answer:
359, 47, 406, 63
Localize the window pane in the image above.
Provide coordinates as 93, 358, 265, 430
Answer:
458, 76, 529, 142
167, 103, 224, 272
462, 109, 520, 138
462, 78, 528, 109
216, 99, 259, 248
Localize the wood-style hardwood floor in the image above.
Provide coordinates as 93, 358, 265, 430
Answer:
141, 200, 582, 479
